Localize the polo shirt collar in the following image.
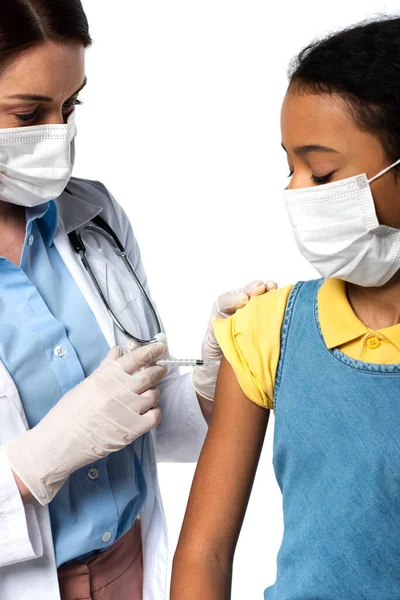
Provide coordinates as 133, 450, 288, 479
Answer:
318, 278, 400, 350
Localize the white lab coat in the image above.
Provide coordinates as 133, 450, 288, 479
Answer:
0, 178, 208, 600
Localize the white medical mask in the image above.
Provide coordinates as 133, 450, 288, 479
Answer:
0, 111, 76, 207
283, 159, 400, 287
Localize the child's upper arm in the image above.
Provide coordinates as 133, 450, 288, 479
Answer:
173, 357, 270, 592
214, 284, 294, 409
171, 285, 293, 597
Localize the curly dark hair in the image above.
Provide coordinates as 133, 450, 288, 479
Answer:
289, 17, 400, 164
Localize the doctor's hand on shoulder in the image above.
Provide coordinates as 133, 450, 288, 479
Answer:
3, 343, 167, 507
193, 280, 278, 403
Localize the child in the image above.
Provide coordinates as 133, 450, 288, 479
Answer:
171, 16, 400, 600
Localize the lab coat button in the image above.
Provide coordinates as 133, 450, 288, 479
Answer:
102, 531, 112, 543
88, 468, 100, 481
367, 336, 381, 349
54, 345, 67, 358
28, 235, 34, 247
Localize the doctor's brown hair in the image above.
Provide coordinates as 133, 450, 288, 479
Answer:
0, 0, 91, 74
289, 16, 400, 169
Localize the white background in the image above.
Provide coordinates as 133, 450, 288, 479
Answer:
77, 2, 399, 597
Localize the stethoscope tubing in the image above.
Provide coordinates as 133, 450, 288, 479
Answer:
68, 215, 162, 346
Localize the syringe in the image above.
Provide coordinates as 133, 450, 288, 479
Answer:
156, 359, 220, 368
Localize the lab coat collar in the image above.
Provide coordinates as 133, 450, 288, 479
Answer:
56, 184, 103, 235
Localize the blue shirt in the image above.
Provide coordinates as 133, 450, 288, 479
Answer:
0, 202, 147, 566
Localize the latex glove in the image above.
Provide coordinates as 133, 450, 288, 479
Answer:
4, 343, 167, 506
191, 280, 277, 400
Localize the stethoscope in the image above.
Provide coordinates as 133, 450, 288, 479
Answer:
68, 215, 166, 349
68, 215, 209, 368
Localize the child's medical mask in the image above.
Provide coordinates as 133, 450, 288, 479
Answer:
0, 111, 76, 207
283, 159, 400, 287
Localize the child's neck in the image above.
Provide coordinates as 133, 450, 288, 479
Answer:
346, 272, 400, 330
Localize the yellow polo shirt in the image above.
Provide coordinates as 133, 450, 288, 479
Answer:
214, 278, 400, 409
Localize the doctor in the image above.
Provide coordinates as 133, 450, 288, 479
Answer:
0, 1, 275, 600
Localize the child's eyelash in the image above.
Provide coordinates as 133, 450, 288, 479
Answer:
287, 170, 335, 185
312, 172, 334, 184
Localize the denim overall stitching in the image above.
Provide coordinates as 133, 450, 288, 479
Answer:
273, 281, 305, 413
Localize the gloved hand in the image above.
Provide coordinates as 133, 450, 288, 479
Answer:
191, 280, 277, 400
3, 343, 167, 506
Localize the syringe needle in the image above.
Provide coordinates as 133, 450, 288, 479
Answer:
156, 359, 220, 368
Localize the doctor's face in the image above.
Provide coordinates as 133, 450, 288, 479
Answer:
0, 41, 85, 128
281, 86, 400, 229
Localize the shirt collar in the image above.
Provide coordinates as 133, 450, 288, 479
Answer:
318, 278, 368, 348
383, 326, 400, 352
318, 278, 400, 349
26, 201, 58, 247
25, 181, 104, 246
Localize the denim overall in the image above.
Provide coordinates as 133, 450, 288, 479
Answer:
265, 279, 400, 600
